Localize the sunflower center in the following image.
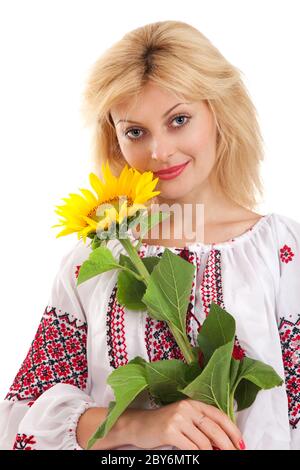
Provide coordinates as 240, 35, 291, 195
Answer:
86, 196, 133, 220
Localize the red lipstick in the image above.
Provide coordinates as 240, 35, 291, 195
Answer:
154, 161, 190, 180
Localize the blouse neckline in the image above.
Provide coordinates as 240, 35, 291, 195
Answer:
133, 212, 274, 252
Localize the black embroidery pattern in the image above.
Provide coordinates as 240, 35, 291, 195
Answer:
5, 306, 88, 401
278, 315, 300, 429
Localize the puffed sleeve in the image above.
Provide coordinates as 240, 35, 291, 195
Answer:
0, 240, 98, 450
275, 213, 300, 450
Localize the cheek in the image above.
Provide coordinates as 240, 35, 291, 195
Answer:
118, 140, 149, 172
185, 121, 216, 166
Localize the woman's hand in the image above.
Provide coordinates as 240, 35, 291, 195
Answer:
129, 398, 245, 450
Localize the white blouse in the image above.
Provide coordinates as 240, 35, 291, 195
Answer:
0, 212, 299, 450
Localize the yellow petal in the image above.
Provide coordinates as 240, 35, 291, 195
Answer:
79, 188, 98, 206
81, 216, 99, 230
55, 227, 76, 238
89, 172, 105, 197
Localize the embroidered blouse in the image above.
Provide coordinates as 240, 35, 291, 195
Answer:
0, 212, 299, 450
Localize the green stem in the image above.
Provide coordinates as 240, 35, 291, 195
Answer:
229, 392, 236, 424
118, 237, 150, 284
169, 326, 195, 365
121, 266, 144, 282
135, 236, 143, 252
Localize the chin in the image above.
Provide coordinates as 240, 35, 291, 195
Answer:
156, 188, 189, 201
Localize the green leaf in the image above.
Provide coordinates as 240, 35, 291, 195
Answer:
116, 255, 161, 310
179, 338, 235, 414
197, 302, 236, 367
231, 356, 284, 412
234, 379, 261, 411
118, 253, 137, 272
87, 231, 97, 239
184, 356, 204, 381
116, 266, 147, 310
91, 235, 106, 250
145, 359, 194, 405
77, 246, 123, 285
118, 253, 160, 275
140, 256, 161, 274
142, 248, 195, 333
128, 356, 147, 366
229, 357, 241, 389
86, 357, 149, 450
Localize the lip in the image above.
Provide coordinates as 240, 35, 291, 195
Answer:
154, 161, 190, 178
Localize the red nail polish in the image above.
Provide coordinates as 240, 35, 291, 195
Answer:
238, 439, 246, 450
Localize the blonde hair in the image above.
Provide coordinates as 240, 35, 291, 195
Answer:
80, 20, 265, 210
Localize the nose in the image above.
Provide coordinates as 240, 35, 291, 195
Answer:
150, 138, 175, 162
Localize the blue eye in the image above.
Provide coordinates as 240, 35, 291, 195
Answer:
124, 114, 191, 142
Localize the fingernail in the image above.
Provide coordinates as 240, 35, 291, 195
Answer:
238, 439, 246, 450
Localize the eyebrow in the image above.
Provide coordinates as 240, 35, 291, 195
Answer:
116, 102, 191, 126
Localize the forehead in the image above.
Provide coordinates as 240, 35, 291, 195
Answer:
110, 82, 188, 120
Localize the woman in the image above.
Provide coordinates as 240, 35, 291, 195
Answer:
0, 20, 299, 450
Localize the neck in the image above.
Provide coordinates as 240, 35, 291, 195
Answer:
155, 177, 239, 228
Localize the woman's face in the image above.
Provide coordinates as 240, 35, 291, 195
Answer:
110, 81, 218, 202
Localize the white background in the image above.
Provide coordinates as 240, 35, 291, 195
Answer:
0, 0, 299, 396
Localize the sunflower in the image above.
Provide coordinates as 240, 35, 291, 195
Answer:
51, 161, 161, 244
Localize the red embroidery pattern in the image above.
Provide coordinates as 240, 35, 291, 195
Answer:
200, 249, 225, 317
13, 434, 36, 450
5, 306, 88, 401
181, 248, 202, 345
75, 265, 82, 279
278, 315, 300, 429
197, 334, 245, 368
144, 317, 185, 362
199, 249, 246, 358
106, 285, 129, 369
232, 340, 246, 361
280, 244, 295, 264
